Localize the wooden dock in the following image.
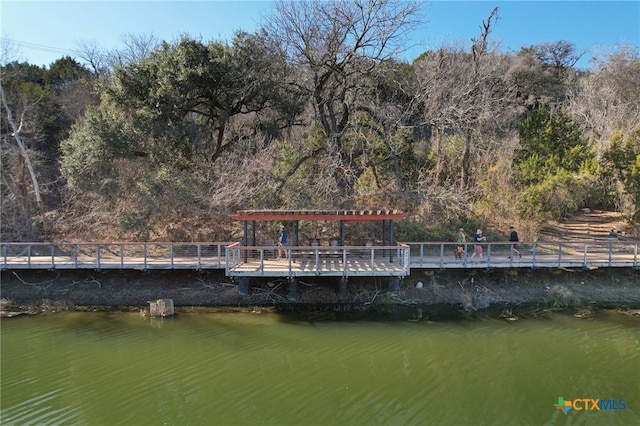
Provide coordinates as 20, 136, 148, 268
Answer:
1, 241, 638, 276
226, 243, 410, 277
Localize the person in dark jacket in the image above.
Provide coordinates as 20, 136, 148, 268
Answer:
509, 226, 521, 258
277, 225, 288, 258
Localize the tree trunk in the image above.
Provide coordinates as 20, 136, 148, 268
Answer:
434, 126, 445, 186
460, 128, 472, 190
0, 82, 42, 205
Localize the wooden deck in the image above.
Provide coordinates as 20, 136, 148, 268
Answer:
226, 243, 410, 277
1, 241, 638, 276
226, 257, 409, 277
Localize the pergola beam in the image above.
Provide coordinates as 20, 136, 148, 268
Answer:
229, 209, 408, 222
230, 209, 408, 249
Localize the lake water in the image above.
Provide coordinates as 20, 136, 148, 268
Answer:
1, 308, 638, 425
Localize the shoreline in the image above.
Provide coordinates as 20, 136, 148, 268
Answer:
2, 268, 639, 319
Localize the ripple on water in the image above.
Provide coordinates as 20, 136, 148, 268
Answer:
1, 311, 639, 425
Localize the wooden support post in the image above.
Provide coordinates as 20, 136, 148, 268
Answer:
389, 220, 395, 262
238, 277, 250, 296
382, 220, 387, 247
336, 277, 348, 301
388, 277, 401, 294
148, 299, 174, 317
287, 277, 299, 300
242, 221, 248, 263
251, 220, 256, 246
293, 221, 299, 246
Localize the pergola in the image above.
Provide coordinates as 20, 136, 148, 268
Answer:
229, 209, 408, 247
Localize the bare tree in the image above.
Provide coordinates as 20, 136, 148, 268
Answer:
415, 7, 509, 190
263, 0, 422, 201
76, 33, 159, 76
461, 6, 500, 190
0, 37, 23, 66
113, 32, 159, 66
0, 81, 42, 205
531, 41, 584, 69
505, 40, 581, 112
568, 45, 640, 154
75, 39, 111, 76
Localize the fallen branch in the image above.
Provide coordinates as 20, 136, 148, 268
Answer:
364, 289, 381, 305
11, 271, 59, 291
69, 277, 102, 289
249, 287, 288, 303
196, 277, 237, 289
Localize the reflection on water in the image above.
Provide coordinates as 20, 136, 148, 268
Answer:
1, 309, 638, 425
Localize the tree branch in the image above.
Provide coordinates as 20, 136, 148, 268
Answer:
0, 81, 42, 205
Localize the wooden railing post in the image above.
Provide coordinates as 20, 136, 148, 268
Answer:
557, 243, 562, 267
314, 249, 320, 275
143, 244, 147, 270
531, 243, 537, 268
583, 243, 588, 268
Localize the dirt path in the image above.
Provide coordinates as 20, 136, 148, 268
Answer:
538, 210, 638, 241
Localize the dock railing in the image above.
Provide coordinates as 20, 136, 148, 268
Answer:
1, 242, 231, 270
1, 240, 637, 272
406, 240, 639, 269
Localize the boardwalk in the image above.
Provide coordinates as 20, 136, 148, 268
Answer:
2, 240, 638, 276
407, 240, 640, 270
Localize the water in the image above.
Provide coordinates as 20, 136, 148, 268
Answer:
1, 309, 638, 425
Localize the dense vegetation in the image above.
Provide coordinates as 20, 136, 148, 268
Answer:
1, 0, 639, 244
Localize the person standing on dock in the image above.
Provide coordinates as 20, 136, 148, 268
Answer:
278, 225, 288, 258
509, 226, 521, 258
455, 228, 466, 259
470, 228, 486, 260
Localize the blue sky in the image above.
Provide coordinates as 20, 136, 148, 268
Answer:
1, 1, 638, 70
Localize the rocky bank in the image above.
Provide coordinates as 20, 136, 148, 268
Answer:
1, 267, 639, 319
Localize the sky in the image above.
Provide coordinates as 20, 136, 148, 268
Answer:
1, 1, 638, 70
